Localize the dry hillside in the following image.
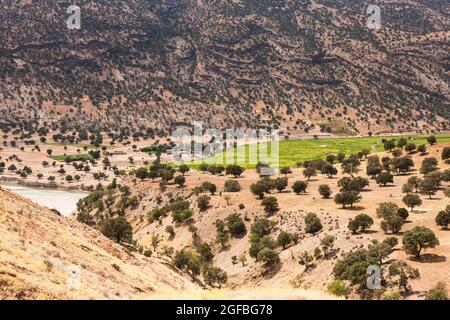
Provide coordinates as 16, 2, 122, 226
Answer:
0, 0, 448, 135
0, 187, 200, 299
76, 142, 450, 299
0, 186, 339, 300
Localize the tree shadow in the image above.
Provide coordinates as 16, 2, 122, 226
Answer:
218, 245, 231, 252
234, 230, 248, 240
362, 230, 378, 234
340, 206, 365, 211
409, 253, 447, 263
400, 290, 421, 299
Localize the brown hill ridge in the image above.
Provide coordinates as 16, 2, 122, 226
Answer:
0, 0, 448, 135
0, 187, 199, 300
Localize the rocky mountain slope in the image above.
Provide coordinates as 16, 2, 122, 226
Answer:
0, 187, 199, 299
0, 0, 448, 135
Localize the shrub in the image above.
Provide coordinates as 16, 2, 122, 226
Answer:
173, 249, 201, 275
172, 209, 193, 223
397, 208, 409, 221
383, 237, 398, 248
292, 180, 308, 194
435, 205, 450, 229
383, 292, 401, 300
261, 196, 279, 215
202, 265, 228, 288
148, 207, 167, 223
276, 231, 293, 249
165, 225, 175, 236
201, 181, 217, 195
197, 194, 211, 211
327, 280, 351, 299
225, 213, 246, 236
250, 218, 276, 238
380, 215, 404, 234
198, 243, 214, 262
425, 282, 448, 300
320, 235, 335, 256
99, 216, 133, 243
348, 214, 373, 234
224, 179, 241, 192
135, 167, 148, 181
226, 164, 244, 177
174, 175, 186, 187
318, 184, 332, 198
442, 147, 450, 163
274, 177, 288, 193
305, 213, 322, 235
178, 164, 190, 175
257, 248, 280, 266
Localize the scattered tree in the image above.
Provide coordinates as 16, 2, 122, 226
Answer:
402, 194, 422, 211
402, 226, 439, 258
318, 184, 332, 199
388, 261, 420, 292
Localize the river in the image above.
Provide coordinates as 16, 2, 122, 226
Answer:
1, 184, 88, 217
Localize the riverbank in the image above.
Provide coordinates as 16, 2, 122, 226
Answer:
0, 183, 88, 217
0, 176, 94, 192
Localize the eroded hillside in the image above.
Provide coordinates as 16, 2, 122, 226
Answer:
0, 0, 448, 135
0, 187, 199, 299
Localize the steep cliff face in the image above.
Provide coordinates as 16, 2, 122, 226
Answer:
0, 0, 448, 134
0, 187, 199, 299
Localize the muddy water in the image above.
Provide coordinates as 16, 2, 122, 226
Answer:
1, 184, 88, 217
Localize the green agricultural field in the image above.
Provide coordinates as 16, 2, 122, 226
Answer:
51, 154, 93, 162
173, 134, 450, 169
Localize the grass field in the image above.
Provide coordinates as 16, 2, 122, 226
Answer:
51, 154, 92, 162
174, 134, 450, 169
